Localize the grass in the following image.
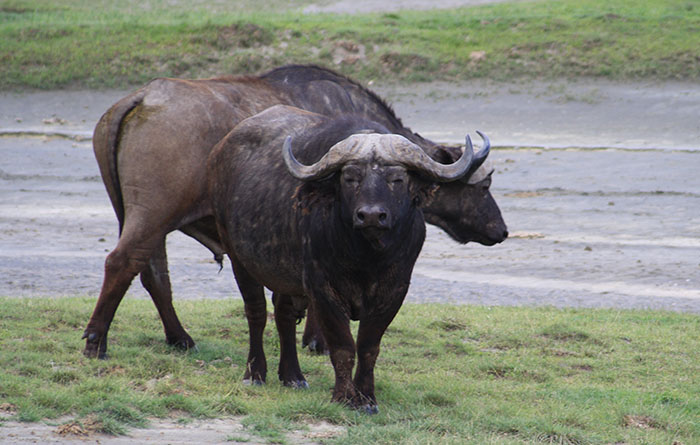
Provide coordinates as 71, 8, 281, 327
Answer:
1, 0, 699, 90
0, 297, 698, 444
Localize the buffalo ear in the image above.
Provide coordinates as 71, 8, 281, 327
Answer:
293, 179, 336, 213
409, 175, 438, 208
432, 145, 463, 164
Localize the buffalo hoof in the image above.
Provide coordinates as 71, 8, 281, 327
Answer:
360, 404, 379, 415
304, 339, 329, 355
82, 331, 108, 360
242, 378, 265, 386
166, 335, 197, 352
284, 380, 309, 390
344, 394, 378, 414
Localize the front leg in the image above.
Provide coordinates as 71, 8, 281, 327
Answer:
353, 286, 407, 414
313, 296, 358, 406
353, 318, 392, 414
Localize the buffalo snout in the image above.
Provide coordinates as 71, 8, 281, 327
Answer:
354, 204, 390, 230
481, 222, 509, 245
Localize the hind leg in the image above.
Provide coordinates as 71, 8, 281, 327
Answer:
302, 302, 329, 355
229, 257, 268, 385
83, 220, 163, 358
273, 293, 308, 388
139, 237, 194, 350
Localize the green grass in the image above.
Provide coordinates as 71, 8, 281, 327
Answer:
1, 0, 699, 90
0, 297, 698, 444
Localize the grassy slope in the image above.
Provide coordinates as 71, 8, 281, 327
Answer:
0, 297, 698, 444
1, 0, 699, 89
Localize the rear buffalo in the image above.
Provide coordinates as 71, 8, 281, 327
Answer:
208, 105, 485, 412
83, 64, 506, 358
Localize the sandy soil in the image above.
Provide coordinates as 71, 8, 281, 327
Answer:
0, 417, 345, 444
3, 79, 699, 150
1, 78, 698, 310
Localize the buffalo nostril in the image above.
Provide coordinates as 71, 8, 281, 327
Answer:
355, 206, 390, 229
503, 230, 509, 239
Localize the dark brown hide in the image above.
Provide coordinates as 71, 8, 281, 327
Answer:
209, 105, 464, 411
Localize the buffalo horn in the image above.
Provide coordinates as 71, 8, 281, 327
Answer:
395, 134, 473, 182
283, 135, 363, 180
466, 130, 491, 177
459, 130, 492, 184
283, 136, 317, 180
283, 132, 487, 182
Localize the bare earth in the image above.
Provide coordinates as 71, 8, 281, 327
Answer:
0, 417, 345, 444
2, 79, 698, 310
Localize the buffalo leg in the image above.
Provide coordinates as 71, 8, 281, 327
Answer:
302, 303, 329, 355
83, 222, 163, 358
272, 293, 308, 388
139, 238, 194, 350
230, 257, 267, 385
314, 300, 358, 407
353, 316, 394, 414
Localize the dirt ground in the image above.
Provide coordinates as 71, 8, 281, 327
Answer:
2, 78, 698, 310
0, 417, 345, 444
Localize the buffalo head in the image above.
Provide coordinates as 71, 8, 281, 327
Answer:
283, 132, 482, 249
424, 134, 508, 245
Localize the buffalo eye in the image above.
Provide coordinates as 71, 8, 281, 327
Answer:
386, 168, 408, 187
341, 166, 362, 186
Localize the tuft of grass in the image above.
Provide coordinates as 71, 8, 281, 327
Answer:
241, 413, 295, 444
0, 297, 698, 443
540, 323, 592, 342
1, 0, 699, 90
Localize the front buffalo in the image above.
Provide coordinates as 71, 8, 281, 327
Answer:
208, 105, 481, 412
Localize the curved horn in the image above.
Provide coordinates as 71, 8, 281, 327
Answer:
396, 134, 474, 182
284, 132, 489, 182
470, 130, 491, 173
283, 135, 359, 180
456, 130, 492, 183
283, 136, 310, 180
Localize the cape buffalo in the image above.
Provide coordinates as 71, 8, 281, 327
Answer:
208, 105, 485, 412
84, 64, 506, 358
